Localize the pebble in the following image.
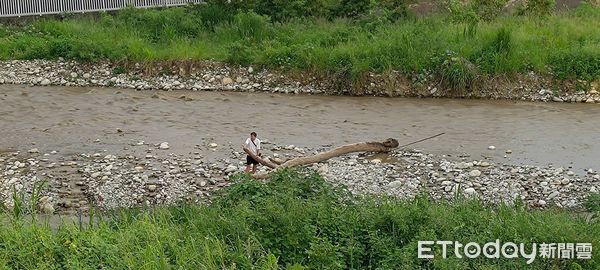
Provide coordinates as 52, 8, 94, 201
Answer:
538, 199, 547, 206
464, 188, 476, 195
548, 191, 560, 200
222, 77, 233, 85
159, 142, 170, 150
488, 146, 496, 150
456, 162, 473, 169
387, 181, 402, 189
225, 165, 237, 173
469, 170, 482, 177
40, 203, 55, 214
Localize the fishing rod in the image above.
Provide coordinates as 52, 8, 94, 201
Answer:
398, 132, 446, 148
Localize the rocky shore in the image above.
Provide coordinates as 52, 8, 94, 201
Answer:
2, 140, 599, 214
1, 59, 599, 102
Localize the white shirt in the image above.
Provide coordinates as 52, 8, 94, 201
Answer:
244, 138, 261, 155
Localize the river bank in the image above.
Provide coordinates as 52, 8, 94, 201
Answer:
1, 59, 599, 102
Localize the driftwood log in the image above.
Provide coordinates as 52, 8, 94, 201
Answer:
243, 138, 399, 179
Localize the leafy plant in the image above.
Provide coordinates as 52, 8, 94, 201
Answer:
550, 48, 600, 81
436, 50, 479, 91
585, 193, 600, 213
516, 0, 556, 17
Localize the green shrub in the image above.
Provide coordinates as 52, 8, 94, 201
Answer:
517, 0, 556, 17
585, 193, 600, 213
472, 28, 515, 74
332, 0, 373, 18
443, 0, 482, 23
550, 48, 600, 81
195, 2, 235, 30
377, 0, 409, 20
254, 0, 333, 21
115, 7, 203, 42
226, 41, 256, 65
472, 0, 509, 20
231, 12, 273, 41
437, 51, 479, 90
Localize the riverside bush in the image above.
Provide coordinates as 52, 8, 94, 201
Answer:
472, 28, 516, 74
516, 0, 556, 17
0, 169, 599, 269
437, 51, 479, 90
550, 48, 600, 81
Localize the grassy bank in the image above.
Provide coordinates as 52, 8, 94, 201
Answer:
0, 1, 599, 91
1, 170, 599, 269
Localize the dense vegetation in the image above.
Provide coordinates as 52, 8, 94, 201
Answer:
1, 170, 599, 269
0, 0, 599, 89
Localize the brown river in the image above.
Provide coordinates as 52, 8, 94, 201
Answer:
1, 84, 599, 172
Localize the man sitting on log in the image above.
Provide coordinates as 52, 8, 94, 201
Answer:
243, 132, 262, 173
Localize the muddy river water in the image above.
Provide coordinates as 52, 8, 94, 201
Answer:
1, 84, 599, 172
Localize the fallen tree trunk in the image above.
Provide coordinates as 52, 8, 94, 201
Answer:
250, 138, 399, 179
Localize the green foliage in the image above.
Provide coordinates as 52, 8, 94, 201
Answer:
472, 28, 515, 74
437, 50, 479, 90
0, 4, 598, 82
0, 169, 599, 269
195, 2, 236, 30
550, 48, 600, 81
443, 0, 509, 22
230, 12, 273, 41
585, 193, 600, 213
332, 0, 374, 18
115, 7, 204, 42
472, 0, 509, 20
516, 0, 556, 17
445, 0, 482, 23
226, 41, 256, 65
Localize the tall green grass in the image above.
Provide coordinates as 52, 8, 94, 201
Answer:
1, 170, 599, 269
0, 2, 598, 84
